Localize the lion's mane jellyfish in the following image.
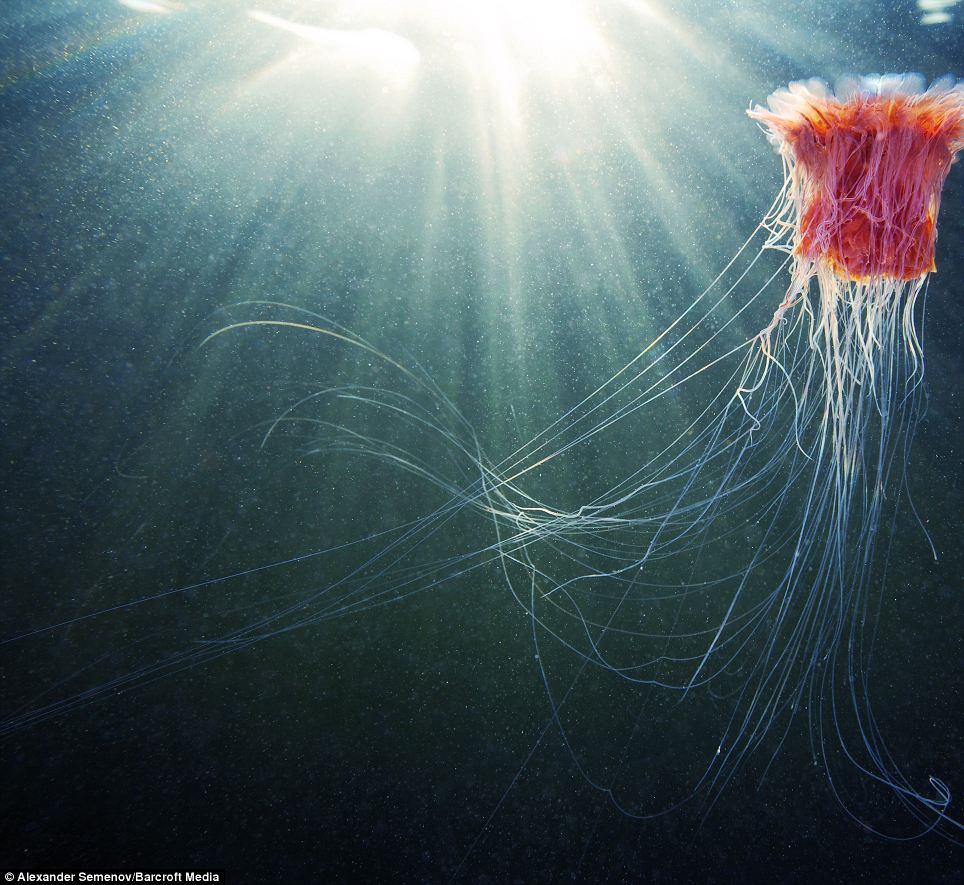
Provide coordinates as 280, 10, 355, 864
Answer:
484, 74, 964, 836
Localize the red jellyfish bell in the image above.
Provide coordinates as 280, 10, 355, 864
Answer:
749, 75, 964, 282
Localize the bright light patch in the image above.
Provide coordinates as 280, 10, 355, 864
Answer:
118, 0, 182, 13
249, 11, 420, 86
325, 0, 608, 79
444, 0, 607, 78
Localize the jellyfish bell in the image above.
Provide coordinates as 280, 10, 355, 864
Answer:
749, 74, 964, 282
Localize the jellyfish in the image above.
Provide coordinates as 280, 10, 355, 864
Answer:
454, 73, 964, 837
3, 75, 962, 841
